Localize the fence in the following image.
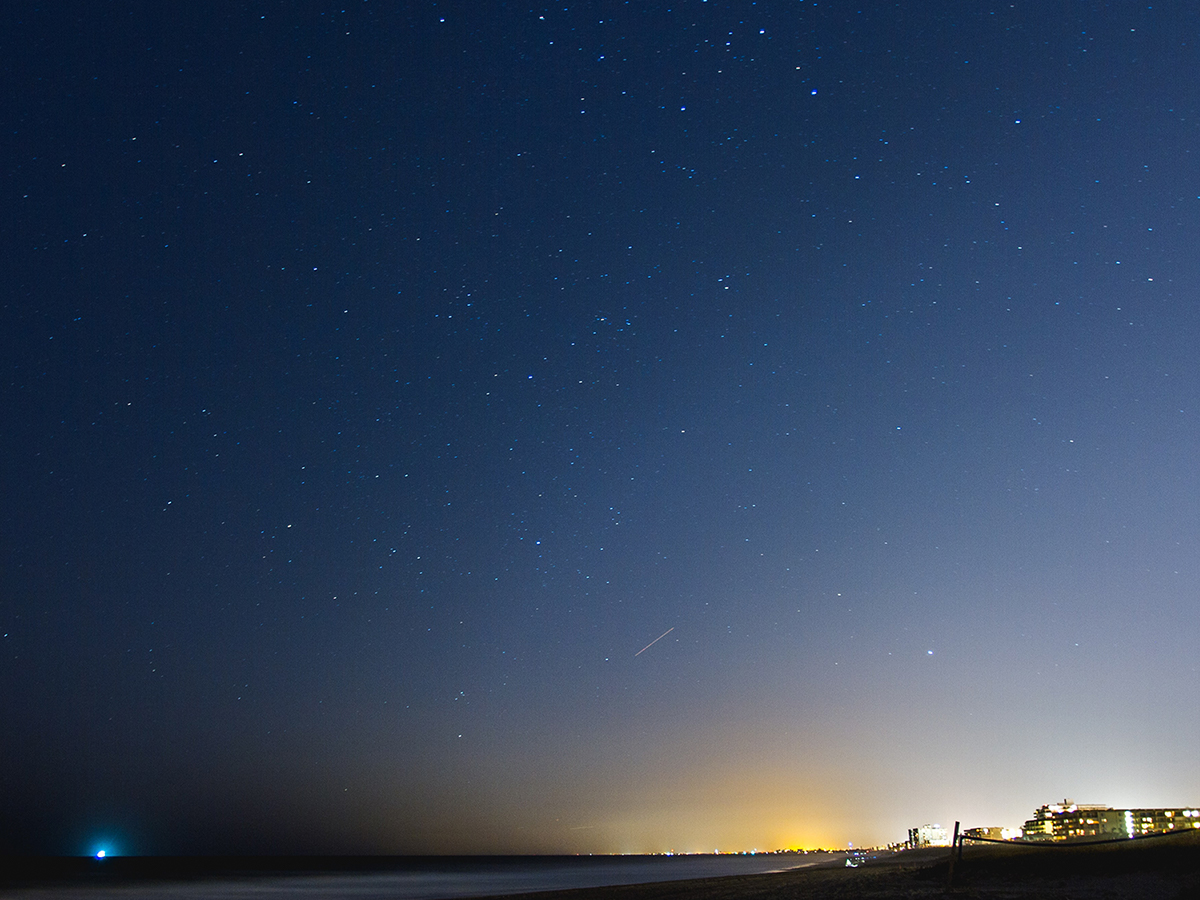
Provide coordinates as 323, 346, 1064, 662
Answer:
944, 819, 1200, 890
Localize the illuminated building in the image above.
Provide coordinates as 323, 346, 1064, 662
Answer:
1021, 799, 1200, 842
907, 824, 950, 848
962, 826, 1010, 841
1122, 808, 1200, 837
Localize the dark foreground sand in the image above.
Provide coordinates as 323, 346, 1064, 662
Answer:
485, 833, 1200, 900
4, 833, 1199, 900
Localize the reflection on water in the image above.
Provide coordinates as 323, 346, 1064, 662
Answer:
10, 855, 831, 900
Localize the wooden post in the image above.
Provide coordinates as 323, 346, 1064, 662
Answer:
946, 820, 960, 891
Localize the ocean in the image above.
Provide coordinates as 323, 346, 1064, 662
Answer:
7, 854, 836, 900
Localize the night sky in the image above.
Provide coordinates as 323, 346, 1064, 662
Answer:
4, 1, 1200, 856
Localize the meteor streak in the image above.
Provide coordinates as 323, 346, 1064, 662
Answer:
634, 626, 674, 656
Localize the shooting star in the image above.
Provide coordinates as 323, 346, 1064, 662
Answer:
635, 627, 674, 657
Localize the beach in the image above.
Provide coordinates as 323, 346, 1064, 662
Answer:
4, 835, 1198, 900
483, 835, 1200, 900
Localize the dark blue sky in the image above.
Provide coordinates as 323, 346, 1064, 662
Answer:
3, 1, 1199, 854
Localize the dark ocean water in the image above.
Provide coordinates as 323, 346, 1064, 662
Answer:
8, 854, 836, 900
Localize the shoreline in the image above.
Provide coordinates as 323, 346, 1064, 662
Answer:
3, 835, 1198, 899
478, 834, 1200, 900
0, 852, 839, 895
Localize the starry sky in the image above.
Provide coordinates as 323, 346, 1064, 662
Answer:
3, 1, 1200, 856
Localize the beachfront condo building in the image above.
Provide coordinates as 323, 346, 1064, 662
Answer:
962, 826, 1018, 841
907, 824, 951, 848
1021, 799, 1200, 841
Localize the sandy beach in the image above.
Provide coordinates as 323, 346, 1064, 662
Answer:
482, 834, 1200, 900
4, 834, 1198, 900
